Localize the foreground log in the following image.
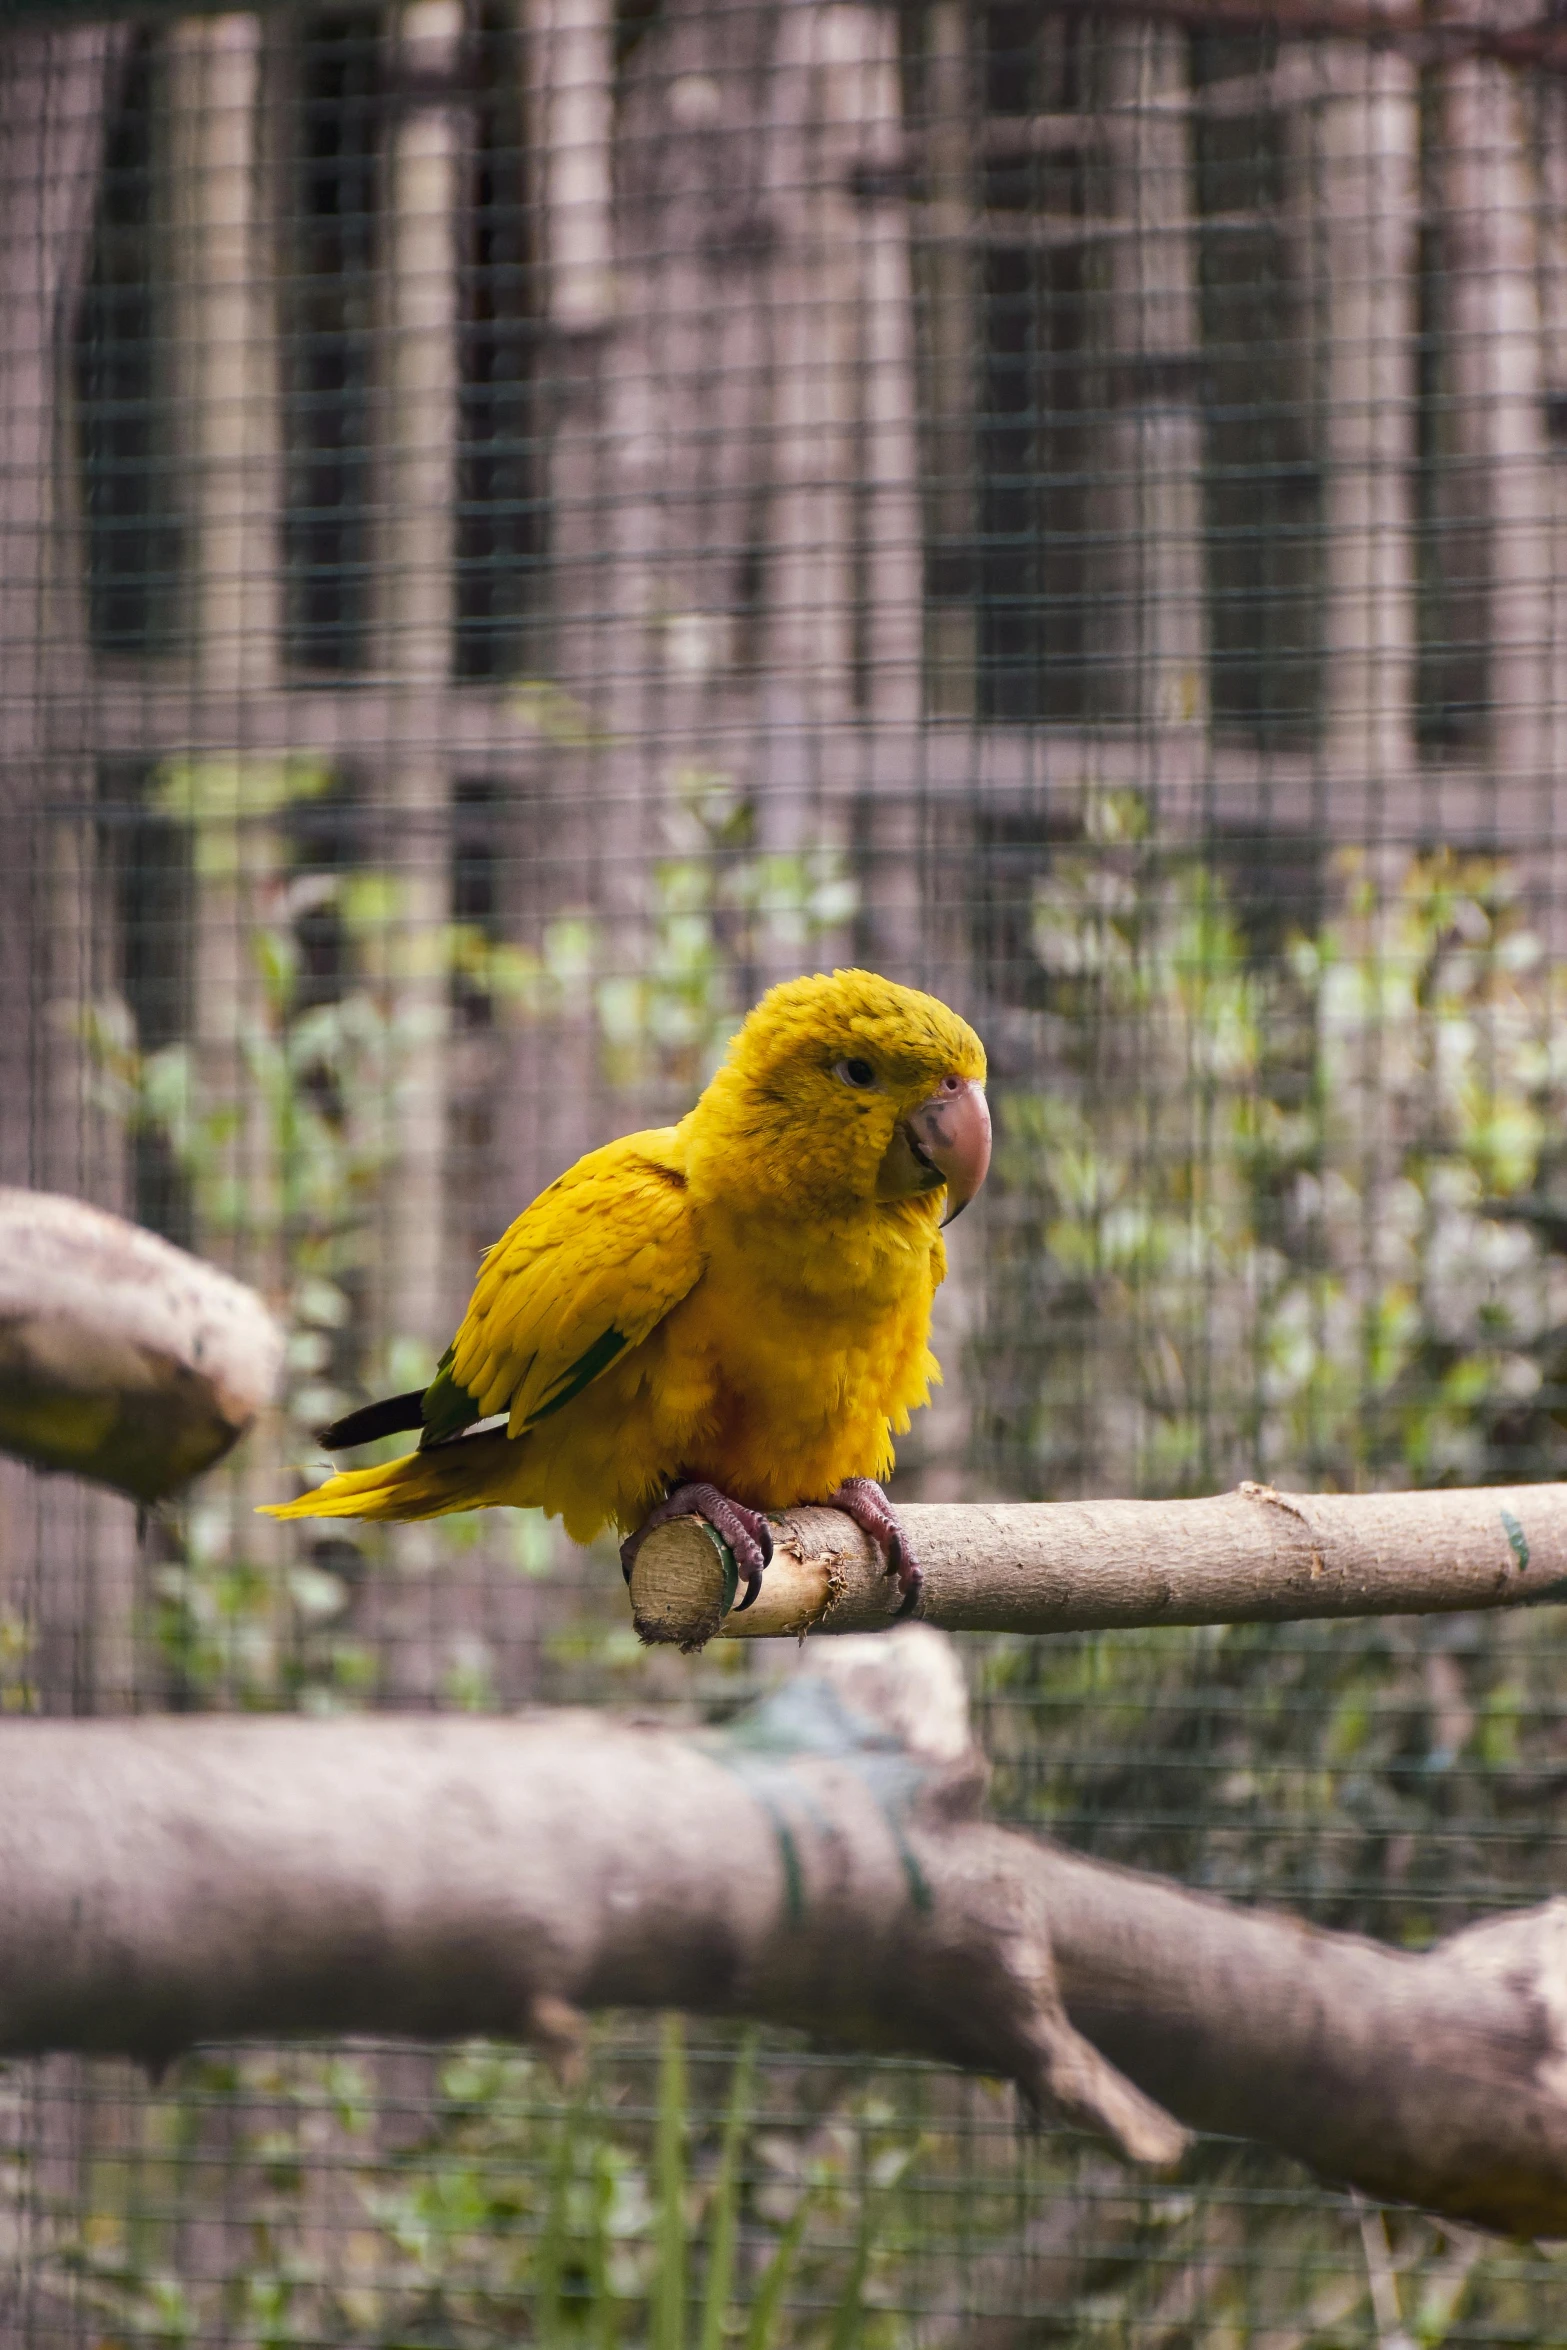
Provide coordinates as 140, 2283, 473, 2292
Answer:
3, 1626, 1567, 2234
0, 1188, 283, 1504
628, 1484, 1567, 1649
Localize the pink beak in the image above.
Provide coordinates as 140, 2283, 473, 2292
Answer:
905, 1077, 992, 1225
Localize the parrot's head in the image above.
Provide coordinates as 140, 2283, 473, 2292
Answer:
687, 969, 990, 1225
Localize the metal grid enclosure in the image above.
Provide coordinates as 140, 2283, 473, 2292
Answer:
2, 0, 1567, 2339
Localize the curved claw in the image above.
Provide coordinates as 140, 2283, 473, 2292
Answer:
729, 1507, 774, 1612
892, 1570, 922, 1622
825, 1477, 923, 1613
732, 1556, 766, 1613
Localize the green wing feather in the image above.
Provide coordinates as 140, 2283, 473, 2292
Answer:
417, 1131, 699, 1449
418, 1350, 481, 1447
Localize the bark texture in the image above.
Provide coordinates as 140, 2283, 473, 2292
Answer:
628, 1483, 1567, 1648
0, 1625, 1566, 2234
1044, 1846, 1567, 2237
0, 1188, 284, 1503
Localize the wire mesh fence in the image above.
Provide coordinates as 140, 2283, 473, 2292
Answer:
4, 0, 1567, 2337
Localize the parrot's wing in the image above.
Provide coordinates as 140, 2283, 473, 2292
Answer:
425, 1129, 702, 1443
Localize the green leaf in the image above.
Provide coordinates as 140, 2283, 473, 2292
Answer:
742, 2193, 814, 2350
653, 2014, 687, 2350
699, 2032, 757, 2350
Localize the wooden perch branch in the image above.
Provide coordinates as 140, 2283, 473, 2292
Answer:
1045, 1845, 1567, 2237
0, 1189, 284, 1503
628, 1484, 1567, 1649
2, 1625, 1567, 2234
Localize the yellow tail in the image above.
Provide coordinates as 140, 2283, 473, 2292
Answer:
259, 1431, 516, 1525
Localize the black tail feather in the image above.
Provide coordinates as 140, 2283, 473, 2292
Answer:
316, 1390, 427, 1450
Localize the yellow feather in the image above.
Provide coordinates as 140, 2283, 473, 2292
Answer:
261, 970, 985, 1539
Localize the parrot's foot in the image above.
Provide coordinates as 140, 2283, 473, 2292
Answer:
825, 1479, 922, 1618
620, 1482, 775, 1611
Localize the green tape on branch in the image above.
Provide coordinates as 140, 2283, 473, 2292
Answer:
699, 1522, 739, 1618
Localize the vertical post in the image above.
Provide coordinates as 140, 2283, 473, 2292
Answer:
762, 3, 916, 983
167, 15, 281, 706
375, 0, 466, 1356
0, 23, 136, 1726
165, 11, 285, 1292
535, 0, 614, 334
510, 0, 614, 1197
763, 2, 858, 730
1307, 41, 1419, 786
747, 5, 858, 999
1438, 54, 1552, 792
922, 0, 977, 722
0, 22, 131, 1204
855, 14, 922, 737
845, 4, 964, 1487
162, 14, 288, 1701
523, 0, 614, 704
845, 4, 925, 979
1534, 82, 1567, 940
1091, 23, 1207, 755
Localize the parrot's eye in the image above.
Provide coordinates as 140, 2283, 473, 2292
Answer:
835, 1056, 878, 1090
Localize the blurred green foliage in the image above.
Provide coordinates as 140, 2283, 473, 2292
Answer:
982, 791, 1567, 1501
591, 764, 857, 1095
973, 792, 1567, 1945
49, 2028, 940, 2349
36, 2030, 1567, 2346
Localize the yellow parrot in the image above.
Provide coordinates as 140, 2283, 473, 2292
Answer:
261, 968, 990, 1609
